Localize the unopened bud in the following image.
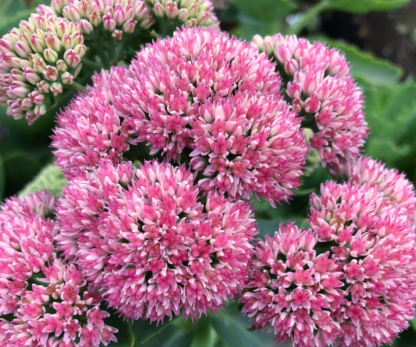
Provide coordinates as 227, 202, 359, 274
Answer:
44, 48, 59, 63
28, 90, 45, 105
56, 59, 68, 72
43, 65, 59, 81
61, 71, 73, 85
50, 82, 63, 96
103, 14, 116, 32
154, 3, 165, 17
64, 49, 81, 68
79, 19, 94, 35
112, 30, 123, 41
123, 19, 137, 33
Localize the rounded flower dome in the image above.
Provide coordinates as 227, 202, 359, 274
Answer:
56, 160, 257, 322
253, 34, 368, 170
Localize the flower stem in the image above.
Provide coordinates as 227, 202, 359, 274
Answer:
81, 58, 103, 71
70, 81, 86, 92
288, 0, 330, 35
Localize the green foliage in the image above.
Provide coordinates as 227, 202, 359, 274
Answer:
320, 39, 403, 85
326, 0, 410, 13
231, 0, 296, 39
362, 82, 416, 182
0, 0, 34, 37
19, 164, 67, 197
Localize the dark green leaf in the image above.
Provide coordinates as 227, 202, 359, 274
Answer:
0, 0, 33, 37
211, 302, 276, 347
2, 150, 42, 198
317, 38, 403, 86
232, 0, 297, 22
132, 316, 178, 344
107, 317, 134, 347
327, 0, 410, 13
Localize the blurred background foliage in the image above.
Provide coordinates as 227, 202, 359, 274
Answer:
1, 0, 416, 345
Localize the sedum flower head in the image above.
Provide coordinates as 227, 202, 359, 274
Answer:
38, 0, 155, 41
115, 27, 307, 204
241, 223, 344, 347
0, 190, 56, 223
56, 159, 257, 322
308, 181, 416, 346
346, 156, 416, 226
0, 13, 86, 124
145, 0, 219, 28
252, 34, 368, 169
2, 259, 117, 347
52, 66, 131, 178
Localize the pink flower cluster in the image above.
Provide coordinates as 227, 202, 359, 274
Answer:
53, 66, 131, 177
56, 159, 257, 322
0, 13, 86, 123
242, 181, 416, 347
53, 27, 308, 204
0, 192, 117, 346
252, 34, 368, 170
38, 0, 155, 41
242, 223, 343, 347
347, 156, 416, 226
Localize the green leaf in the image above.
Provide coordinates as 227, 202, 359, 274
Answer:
2, 150, 42, 198
232, 0, 297, 39
0, 0, 33, 37
327, 0, 410, 13
319, 39, 403, 86
132, 317, 179, 344
107, 311, 135, 347
211, 302, 276, 347
19, 163, 67, 197
232, 0, 297, 22
410, 320, 416, 332
363, 83, 416, 167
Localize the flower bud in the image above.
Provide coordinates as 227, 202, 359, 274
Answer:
37, 81, 50, 93
73, 44, 86, 57
123, 19, 137, 33
61, 71, 73, 85
114, 4, 126, 26
103, 14, 116, 32
154, 3, 165, 17
43, 66, 59, 81
89, 11, 102, 27
166, 2, 179, 18
63, 5, 81, 22
50, 82, 63, 96
28, 90, 45, 105
112, 30, 123, 41
79, 19, 94, 35
15, 41, 31, 58
44, 48, 59, 63
63, 49, 81, 68
178, 8, 189, 22
56, 59, 68, 72
23, 68, 42, 85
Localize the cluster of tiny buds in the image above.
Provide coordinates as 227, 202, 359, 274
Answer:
39, 0, 154, 41
147, 0, 219, 28
0, 13, 85, 124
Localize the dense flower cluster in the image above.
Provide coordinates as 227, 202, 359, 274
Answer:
53, 28, 307, 204
146, 0, 219, 28
2, 259, 117, 347
0, 192, 117, 346
37, 0, 155, 41
252, 34, 368, 169
0, 13, 86, 124
242, 181, 416, 347
346, 156, 416, 226
53, 66, 131, 178
242, 223, 343, 347
56, 160, 257, 322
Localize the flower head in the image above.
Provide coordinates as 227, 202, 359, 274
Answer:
146, 0, 219, 28
0, 190, 56, 223
345, 156, 416, 226
38, 0, 155, 41
253, 34, 368, 168
56, 159, 257, 322
241, 223, 344, 347
3, 259, 117, 347
0, 13, 85, 124
308, 181, 416, 346
115, 27, 307, 203
52, 66, 131, 178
